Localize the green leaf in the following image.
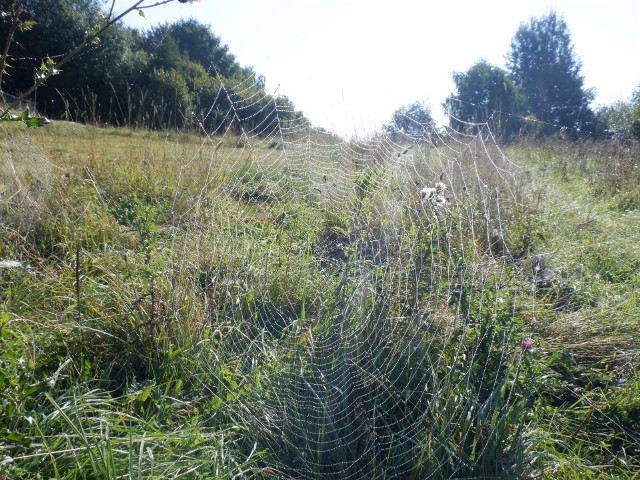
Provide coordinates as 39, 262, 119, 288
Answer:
24, 116, 51, 127
18, 20, 37, 31
23, 382, 46, 396
3, 431, 30, 446
137, 385, 153, 402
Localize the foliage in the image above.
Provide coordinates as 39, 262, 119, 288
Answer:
596, 99, 635, 141
1, 108, 50, 126
144, 67, 193, 129
1, 0, 640, 472
445, 60, 525, 139
0, 1, 305, 134
506, 11, 596, 136
3, 0, 137, 114
1, 123, 639, 478
144, 19, 244, 80
630, 88, 640, 140
384, 100, 438, 142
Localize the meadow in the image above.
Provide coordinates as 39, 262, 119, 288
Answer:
0, 120, 639, 479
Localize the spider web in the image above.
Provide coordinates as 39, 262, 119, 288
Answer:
165, 74, 538, 479
0, 71, 541, 478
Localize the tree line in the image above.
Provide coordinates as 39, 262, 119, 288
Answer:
0, 0, 306, 134
2, 3, 639, 141
388, 11, 640, 142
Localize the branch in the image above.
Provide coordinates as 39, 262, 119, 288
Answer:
0, 3, 25, 98
0, 0, 177, 117
138, 0, 175, 8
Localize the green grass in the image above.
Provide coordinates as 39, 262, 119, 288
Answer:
1, 122, 639, 479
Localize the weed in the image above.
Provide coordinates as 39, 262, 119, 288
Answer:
1, 124, 639, 479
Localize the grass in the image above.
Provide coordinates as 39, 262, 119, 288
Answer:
0, 121, 639, 479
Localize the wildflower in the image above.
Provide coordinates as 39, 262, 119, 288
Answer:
420, 186, 437, 200
519, 338, 534, 351
516, 338, 534, 364
420, 182, 448, 210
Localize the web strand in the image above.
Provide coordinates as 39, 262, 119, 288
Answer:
149, 73, 541, 478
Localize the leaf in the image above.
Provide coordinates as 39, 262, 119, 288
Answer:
3, 431, 31, 446
137, 385, 153, 403
24, 116, 51, 127
18, 20, 37, 31
23, 382, 46, 396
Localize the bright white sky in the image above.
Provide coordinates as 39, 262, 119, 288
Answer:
123, 0, 640, 136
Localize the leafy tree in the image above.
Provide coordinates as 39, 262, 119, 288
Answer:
1, 1, 307, 135
144, 68, 192, 129
3, 0, 139, 121
595, 99, 635, 142
142, 20, 241, 79
167, 19, 241, 78
506, 11, 595, 136
444, 60, 524, 139
384, 101, 438, 142
630, 88, 640, 140
144, 29, 183, 71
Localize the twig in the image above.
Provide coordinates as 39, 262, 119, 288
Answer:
0, 0, 174, 116
0, 1, 25, 98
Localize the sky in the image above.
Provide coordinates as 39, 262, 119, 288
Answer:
122, 0, 640, 136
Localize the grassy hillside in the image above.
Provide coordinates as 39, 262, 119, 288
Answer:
0, 122, 638, 479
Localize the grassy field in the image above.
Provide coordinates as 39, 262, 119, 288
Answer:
0, 121, 638, 479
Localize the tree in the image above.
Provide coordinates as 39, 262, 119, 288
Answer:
444, 60, 524, 139
506, 11, 595, 136
1, 0, 144, 121
137, 20, 304, 134
1, 1, 306, 135
142, 20, 242, 80
168, 19, 241, 79
384, 101, 438, 142
595, 92, 637, 142
629, 87, 640, 140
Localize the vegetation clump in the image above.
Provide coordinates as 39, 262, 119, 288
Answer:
0, 2, 639, 479
0, 120, 638, 479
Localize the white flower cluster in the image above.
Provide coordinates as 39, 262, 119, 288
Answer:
0, 259, 27, 269
420, 182, 448, 211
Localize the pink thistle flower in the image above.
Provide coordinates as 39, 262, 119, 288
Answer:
520, 338, 534, 351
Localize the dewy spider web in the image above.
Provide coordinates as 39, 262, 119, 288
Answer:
161, 73, 538, 479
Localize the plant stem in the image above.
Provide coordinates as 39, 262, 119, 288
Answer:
75, 240, 82, 317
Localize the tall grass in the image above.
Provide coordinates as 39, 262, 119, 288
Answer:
1, 121, 639, 478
